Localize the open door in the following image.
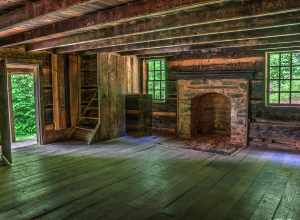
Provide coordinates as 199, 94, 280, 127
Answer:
0, 59, 12, 165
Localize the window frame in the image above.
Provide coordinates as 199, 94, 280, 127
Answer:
266, 51, 300, 107
146, 58, 167, 103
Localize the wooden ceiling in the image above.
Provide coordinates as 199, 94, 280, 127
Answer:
1, 0, 300, 56
0, 0, 135, 37
0, 0, 25, 12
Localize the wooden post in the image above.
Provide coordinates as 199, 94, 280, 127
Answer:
0, 59, 12, 165
68, 55, 80, 128
52, 54, 67, 130
34, 65, 45, 145
7, 74, 16, 143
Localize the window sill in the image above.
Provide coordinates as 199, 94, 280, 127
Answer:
267, 104, 300, 108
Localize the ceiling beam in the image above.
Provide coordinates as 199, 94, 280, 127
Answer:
121, 42, 300, 57
28, 6, 300, 52
0, 0, 24, 11
0, 0, 112, 38
55, 25, 300, 54
255, 46, 300, 52
53, 11, 300, 53
0, 0, 228, 47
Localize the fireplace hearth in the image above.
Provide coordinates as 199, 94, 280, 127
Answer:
178, 79, 249, 152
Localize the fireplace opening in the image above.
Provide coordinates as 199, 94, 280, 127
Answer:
191, 93, 231, 139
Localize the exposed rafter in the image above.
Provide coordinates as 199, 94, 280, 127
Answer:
0, 0, 235, 47
0, 0, 135, 38
1, 0, 300, 57
28, 7, 300, 52
0, 0, 24, 12
52, 25, 300, 54
52, 12, 300, 53
120, 41, 300, 57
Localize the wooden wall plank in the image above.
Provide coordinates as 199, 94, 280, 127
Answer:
0, 59, 12, 164
69, 55, 80, 128
51, 54, 66, 130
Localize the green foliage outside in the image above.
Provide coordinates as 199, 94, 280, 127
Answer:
269, 52, 300, 104
11, 74, 36, 141
147, 59, 167, 102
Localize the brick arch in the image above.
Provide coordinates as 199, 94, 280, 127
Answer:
191, 92, 231, 138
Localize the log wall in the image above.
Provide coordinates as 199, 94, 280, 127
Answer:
155, 49, 300, 150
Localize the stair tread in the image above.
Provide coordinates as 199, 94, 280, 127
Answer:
75, 126, 95, 131
80, 116, 99, 120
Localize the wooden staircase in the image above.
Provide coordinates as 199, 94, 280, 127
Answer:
72, 91, 100, 144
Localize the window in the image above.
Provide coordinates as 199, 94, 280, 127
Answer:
146, 59, 167, 102
267, 52, 300, 105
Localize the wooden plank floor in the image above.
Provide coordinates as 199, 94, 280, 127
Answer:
1, 136, 300, 220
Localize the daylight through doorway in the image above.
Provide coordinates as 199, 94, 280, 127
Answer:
9, 73, 37, 149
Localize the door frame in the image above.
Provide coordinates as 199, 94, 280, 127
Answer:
6, 63, 44, 146
0, 59, 12, 165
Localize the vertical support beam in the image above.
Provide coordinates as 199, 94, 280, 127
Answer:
69, 55, 81, 128
52, 54, 66, 130
142, 60, 147, 95
126, 56, 140, 94
0, 59, 12, 164
96, 53, 140, 141
132, 56, 141, 94
7, 74, 16, 143
35, 65, 45, 145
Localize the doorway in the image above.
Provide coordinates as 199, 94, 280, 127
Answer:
8, 72, 38, 149
1, 61, 44, 164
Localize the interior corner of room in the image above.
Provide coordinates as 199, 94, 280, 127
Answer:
1, 0, 300, 219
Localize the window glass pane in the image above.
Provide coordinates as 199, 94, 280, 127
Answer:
292, 66, 300, 79
270, 53, 280, 66
155, 81, 160, 90
148, 81, 153, 90
281, 53, 291, 66
280, 80, 290, 92
280, 67, 291, 79
161, 60, 166, 69
270, 67, 279, 79
155, 61, 161, 70
161, 71, 166, 80
161, 81, 166, 89
269, 93, 279, 104
148, 61, 155, 71
154, 90, 161, 100
270, 80, 279, 92
280, 93, 290, 104
148, 71, 154, 80
148, 89, 153, 95
161, 89, 166, 100
155, 71, 161, 80
292, 52, 300, 65
292, 80, 300, 92
291, 93, 300, 104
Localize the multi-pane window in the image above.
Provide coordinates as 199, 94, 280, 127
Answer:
268, 52, 300, 105
147, 59, 167, 102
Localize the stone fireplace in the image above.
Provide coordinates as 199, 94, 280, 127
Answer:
191, 93, 231, 137
178, 79, 249, 147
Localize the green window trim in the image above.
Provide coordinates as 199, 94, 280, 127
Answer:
146, 58, 167, 103
267, 51, 300, 106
